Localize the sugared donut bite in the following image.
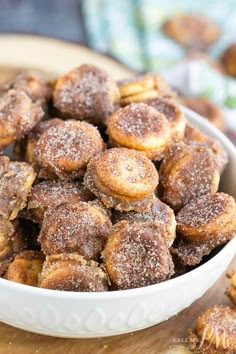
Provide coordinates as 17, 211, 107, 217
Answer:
39, 201, 112, 261
39, 253, 109, 292
176, 192, 236, 244
53, 64, 120, 125
84, 147, 159, 212
102, 221, 174, 289
107, 103, 171, 160
34, 119, 104, 180
159, 143, 220, 211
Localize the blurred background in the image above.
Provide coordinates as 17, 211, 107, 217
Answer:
0, 0, 235, 141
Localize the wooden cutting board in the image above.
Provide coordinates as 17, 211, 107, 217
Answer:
0, 35, 235, 354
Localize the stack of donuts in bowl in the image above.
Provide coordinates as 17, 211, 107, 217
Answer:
0, 64, 235, 292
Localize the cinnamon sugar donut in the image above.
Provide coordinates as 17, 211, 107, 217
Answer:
13, 118, 64, 164
159, 143, 220, 211
195, 306, 236, 352
171, 237, 214, 266
221, 44, 236, 78
162, 14, 220, 51
226, 271, 236, 306
184, 123, 228, 174
146, 97, 186, 142
102, 221, 174, 290
39, 201, 112, 260
0, 70, 53, 105
0, 219, 27, 276
176, 193, 236, 244
107, 103, 171, 160
113, 197, 176, 247
181, 97, 224, 131
0, 89, 44, 151
34, 119, 105, 180
172, 193, 236, 266
84, 148, 159, 212
38, 253, 109, 292
0, 157, 36, 220
27, 180, 94, 224
53, 64, 120, 125
4, 250, 44, 286
118, 74, 175, 106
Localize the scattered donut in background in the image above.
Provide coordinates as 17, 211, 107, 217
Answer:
189, 306, 236, 353
221, 43, 236, 78
162, 14, 220, 51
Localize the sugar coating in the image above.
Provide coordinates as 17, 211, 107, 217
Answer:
35, 120, 104, 179
0, 70, 53, 103
103, 221, 174, 289
0, 157, 36, 220
184, 123, 228, 173
0, 90, 44, 149
113, 197, 176, 247
160, 143, 220, 210
84, 148, 158, 211
109, 102, 169, 138
39, 201, 112, 260
177, 193, 235, 228
197, 306, 236, 345
28, 180, 93, 218
53, 64, 120, 124
39, 253, 108, 292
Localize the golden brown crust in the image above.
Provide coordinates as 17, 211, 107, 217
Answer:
0, 219, 27, 276
146, 97, 186, 142
0, 89, 44, 151
113, 197, 176, 247
181, 97, 224, 131
176, 193, 236, 244
27, 180, 94, 224
102, 221, 174, 290
107, 103, 171, 160
226, 271, 236, 306
118, 74, 175, 106
0, 157, 36, 220
38, 253, 109, 292
184, 123, 228, 174
34, 119, 105, 180
4, 250, 44, 287
159, 143, 220, 211
196, 306, 236, 351
13, 118, 64, 164
0, 70, 53, 104
39, 201, 112, 260
171, 238, 213, 266
162, 14, 220, 51
221, 44, 236, 78
53, 64, 120, 125
84, 148, 159, 211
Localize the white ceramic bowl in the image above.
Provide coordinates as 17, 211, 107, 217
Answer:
0, 107, 236, 338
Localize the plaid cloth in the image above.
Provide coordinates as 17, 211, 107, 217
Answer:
82, 0, 236, 141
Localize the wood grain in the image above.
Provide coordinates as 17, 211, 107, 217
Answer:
0, 257, 234, 354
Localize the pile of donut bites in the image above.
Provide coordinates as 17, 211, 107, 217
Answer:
0, 65, 235, 293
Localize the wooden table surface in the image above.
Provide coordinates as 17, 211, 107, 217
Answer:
0, 256, 235, 354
